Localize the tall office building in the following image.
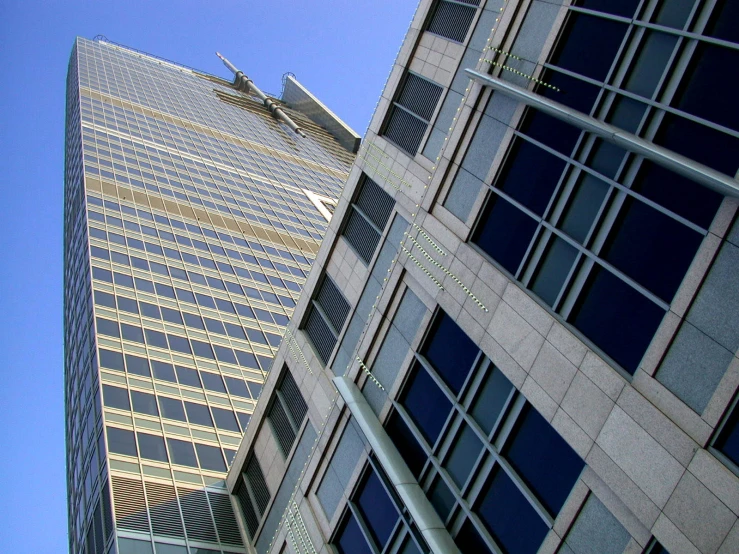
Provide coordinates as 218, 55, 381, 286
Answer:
64, 36, 358, 554
226, 1, 739, 554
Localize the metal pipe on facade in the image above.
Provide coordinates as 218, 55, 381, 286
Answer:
465, 69, 739, 199
216, 52, 306, 137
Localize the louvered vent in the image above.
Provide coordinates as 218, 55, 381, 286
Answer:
112, 476, 150, 533
344, 176, 395, 264
383, 73, 443, 154
208, 492, 244, 546
102, 483, 114, 539
268, 368, 309, 456
427, 0, 478, 43
246, 457, 270, 515
281, 371, 308, 425
145, 482, 184, 538
178, 488, 218, 542
236, 480, 259, 537
270, 398, 297, 456
316, 277, 350, 333
304, 306, 336, 364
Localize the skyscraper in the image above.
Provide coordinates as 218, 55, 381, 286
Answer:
64, 36, 358, 554
225, 1, 739, 554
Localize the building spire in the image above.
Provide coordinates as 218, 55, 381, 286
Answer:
216, 52, 306, 138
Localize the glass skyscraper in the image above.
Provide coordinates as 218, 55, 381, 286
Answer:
64, 36, 357, 554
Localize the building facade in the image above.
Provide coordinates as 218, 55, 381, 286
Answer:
226, 1, 739, 554
63, 37, 358, 554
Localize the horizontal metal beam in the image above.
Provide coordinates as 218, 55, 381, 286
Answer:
333, 376, 461, 554
465, 69, 739, 199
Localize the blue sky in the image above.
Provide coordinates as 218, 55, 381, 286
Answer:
0, 1, 417, 551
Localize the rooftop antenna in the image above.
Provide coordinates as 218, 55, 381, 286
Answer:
216, 52, 306, 138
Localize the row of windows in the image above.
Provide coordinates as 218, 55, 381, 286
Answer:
106, 426, 232, 473
93, 271, 287, 328
468, 1, 737, 375
98, 347, 270, 389
101, 352, 260, 399
96, 315, 277, 366
87, 192, 313, 267
79, 114, 338, 232
88, 219, 303, 298
385, 311, 584, 554
90, 244, 294, 314
94, 288, 282, 345
82, 142, 329, 232
103, 384, 250, 433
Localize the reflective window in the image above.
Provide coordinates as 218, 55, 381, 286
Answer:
355, 469, 399, 549
125, 354, 150, 377
422, 312, 478, 395
167, 438, 198, 467
158, 397, 187, 423
195, 443, 226, 472
107, 427, 137, 457
185, 402, 213, 427
131, 391, 159, 416
212, 407, 240, 432
103, 385, 130, 410
400, 364, 452, 445
137, 432, 168, 462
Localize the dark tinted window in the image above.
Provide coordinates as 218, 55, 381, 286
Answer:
140, 302, 161, 319
167, 438, 198, 467
570, 267, 665, 373
131, 391, 159, 416
185, 402, 213, 427
145, 329, 168, 349
195, 443, 226, 472
137, 433, 168, 462
385, 412, 427, 478
99, 349, 124, 371
236, 412, 251, 431
183, 312, 204, 329
161, 307, 182, 325
505, 405, 584, 514
151, 360, 176, 382
497, 139, 566, 216
575, 0, 640, 18
715, 404, 739, 468
191, 340, 215, 360
474, 196, 538, 275
456, 519, 494, 554
125, 354, 150, 377
106, 427, 137, 457
103, 385, 130, 410
335, 513, 372, 554
158, 397, 187, 422
121, 323, 144, 343
212, 407, 240, 432
200, 372, 226, 393
225, 377, 250, 398
176, 366, 200, 388
551, 12, 627, 82
96, 318, 119, 338
476, 467, 548, 554
167, 334, 191, 355
117, 296, 138, 314
356, 470, 398, 549
422, 312, 478, 395
401, 365, 452, 445
600, 198, 703, 303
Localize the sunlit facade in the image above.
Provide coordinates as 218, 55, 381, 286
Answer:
226, 1, 739, 554
63, 36, 357, 554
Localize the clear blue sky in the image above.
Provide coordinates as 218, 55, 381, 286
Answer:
0, 1, 417, 551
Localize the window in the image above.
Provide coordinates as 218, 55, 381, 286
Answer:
158, 397, 187, 422
195, 443, 226, 472
167, 438, 198, 467
267, 368, 309, 457
137, 432, 168, 462
184, 402, 213, 427
131, 391, 158, 416
383, 73, 443, 154
342, 176, 395, 264
387, 310, 584, 553
236, 455, 271, 537
106, 426, 137, 457
303, 275, 350, 364
103, 385, 130, 410
426, 0, 479, 43
212, 407, 240, 432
